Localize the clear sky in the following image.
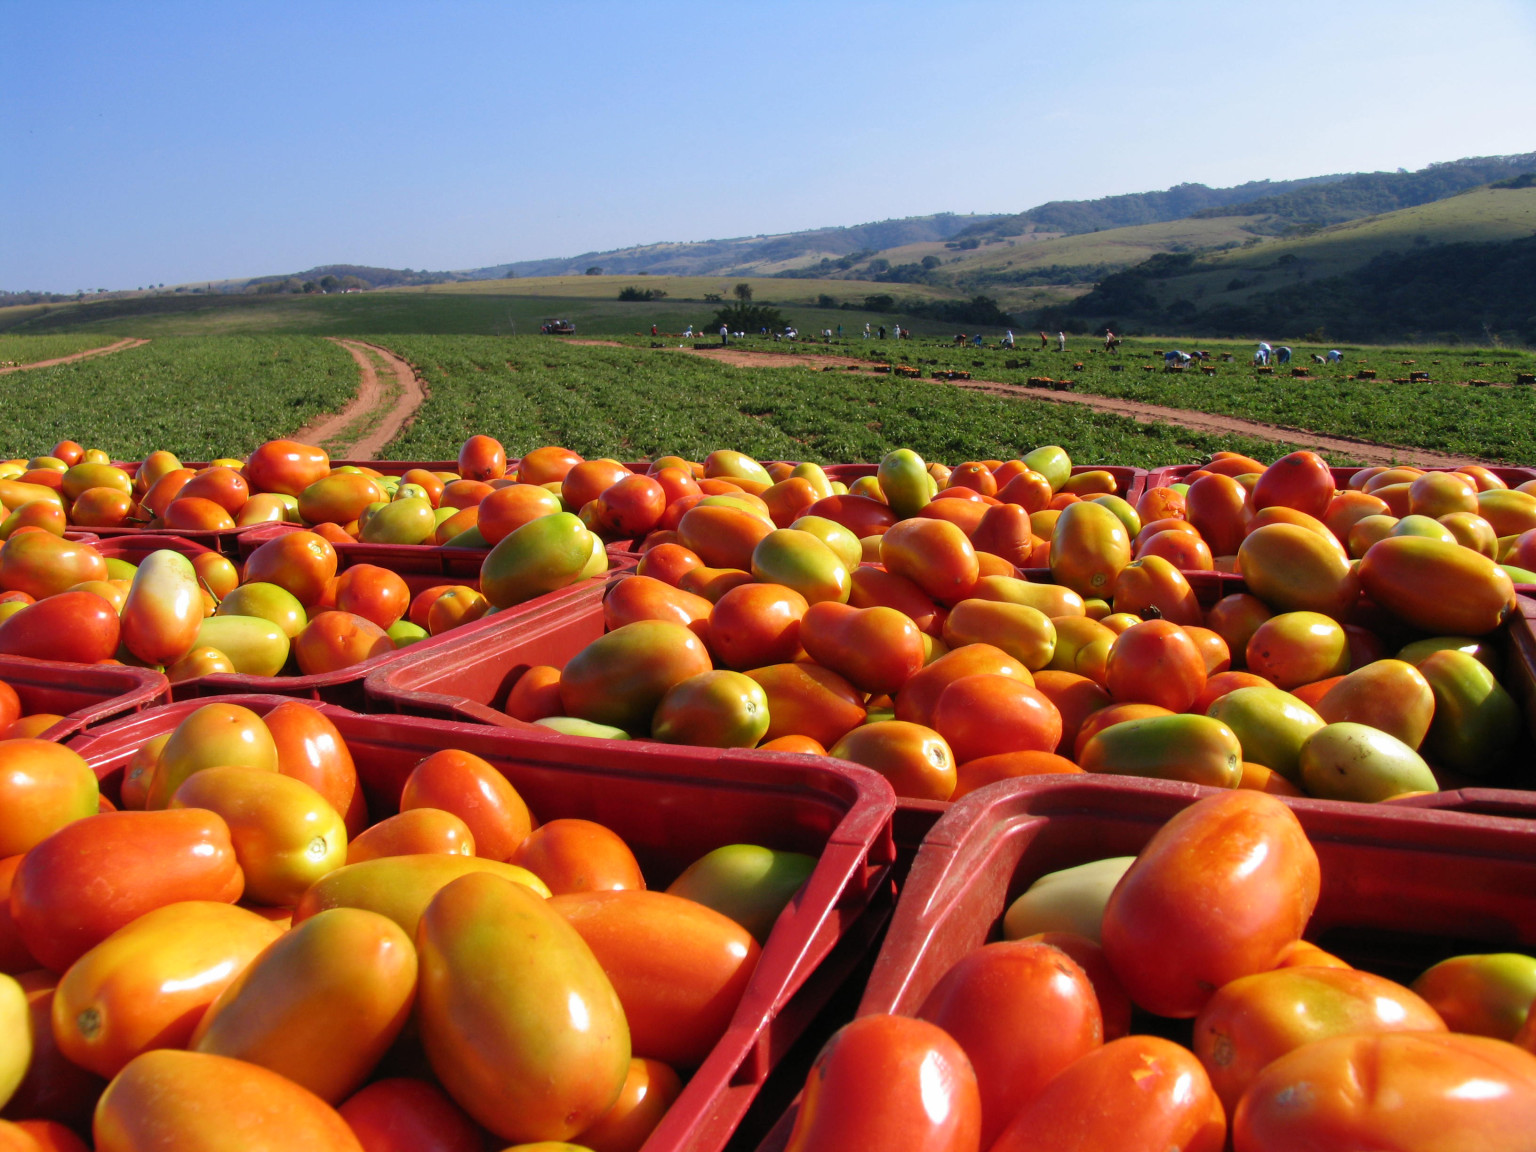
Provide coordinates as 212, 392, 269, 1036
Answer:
5, 0, 1535, 292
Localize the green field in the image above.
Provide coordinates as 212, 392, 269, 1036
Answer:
0, 336, 357, 460
0, 332, 122, 365
374, 335, 1294, 468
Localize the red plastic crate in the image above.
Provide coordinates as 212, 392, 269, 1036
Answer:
826, 463, 1146, 504
753, 773, 1536, 1149
70, 697, 898, 1152
1146, 462, 1536, 491
0, 655, 168, 742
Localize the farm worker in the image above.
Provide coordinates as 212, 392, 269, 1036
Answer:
1003, 330, 1015, 348
864, 322, 871, 339
878, 326, 886, 339
1039, 331, 1049, 349
973, 333, 984, 347
1256, 341, 1271, 365
684, 324, 693, 338
1104, 330, 1118, 353
837, 324, 843, 338
1327, 349, 1344, 363
720, 324, 728, 346
1057, 331, 1066, 352
651, 324, 658, 336
1276, 346, 1292, 364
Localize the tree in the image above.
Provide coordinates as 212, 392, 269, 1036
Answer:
921, 255, 942, 269
733, 282, 753, 304
585, 266, 603, 276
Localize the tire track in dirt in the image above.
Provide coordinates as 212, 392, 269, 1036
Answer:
671, 345, 1499, 468
292, 339, 426, 460
0, 337, 149, 374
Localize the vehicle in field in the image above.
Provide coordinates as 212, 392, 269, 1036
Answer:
540, 319, 576, 335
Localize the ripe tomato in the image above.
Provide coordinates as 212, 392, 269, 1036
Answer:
400, 748, 533, 862
953, 751, 1082, 798
459, 435, 508, 482
1186, 472, 1248, 556
1101, 790, 1320, 1018
0, 591, 120, 664
0, 740, 97, 858
559, 620, 713, 735
881, 518, 979, 605
242, 530, 338, 607
294, 611, 394, 674
334, 564, 411, 630
1251, 450, 1335, 520
894, 643, 1030, 728
504, 665, 563, 723
918, 941, 1102, 1146
12, 809, 243, 972
347, 808, 475, 863
989, 1035, 1224, 1152
801, 603, 925, 696
745, 663, 865, 747
931, 674, 1061, 764
244, 439, 331, 497
510, 819, 645, 895
339, 1078, 482, 1152
783, 1014, 980, 1152
634, 542, 702, 587
1233, 1032, 1536, 1151
574, 1057, 682, 1152
563, 460, 631, 512
829, 721, 955, 802
707, 582, 808, 670
1104, 619, 1207, 712
517, 446, 584, 486
603, 575, 713, 638
265, 700, 367, 837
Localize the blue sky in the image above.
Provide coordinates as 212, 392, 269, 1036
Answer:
4, 0, 1534, 291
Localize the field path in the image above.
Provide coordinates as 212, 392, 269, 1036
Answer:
671, 345, 1495, 467
292, 339, 426, 459
0, 336, 149, 374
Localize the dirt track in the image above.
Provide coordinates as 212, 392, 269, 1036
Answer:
0, 337, 149, 374
292, 339, 426, 459
672, 345, 1494, 468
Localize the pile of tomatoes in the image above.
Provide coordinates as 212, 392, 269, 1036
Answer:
782, 789, 1536, 1151
0, 698, 814, 1151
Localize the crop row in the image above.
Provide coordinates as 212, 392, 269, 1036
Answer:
375, 336, 1294, 467
0, 336, 358, 460
0, 332, 122, 366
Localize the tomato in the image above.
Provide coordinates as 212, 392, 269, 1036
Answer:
605, 575, 712, 640
707, 582, 808, 669
1359, 535, 1516, 635
677, 564, 753, 602
1186, 472, 1248, 556
989, 1035, 1224, 1152
1244, 611, 1349, 689
347, 808, 474, 863
560, 620, 714, 734
509, 819, 643, 895
1104, 619, 1207, 711
169, 767, 347, 906
294, 610, 394, 674
1233, 1031, 1536, 1151
242, 530, 338, 607
1251, 450, 1334, 520
190, 907, 416, 1103
1206, 686, 1324, 784
162, 495, 237, 530
295, 854, 548, 937
801, 493, 898, 538
590, 474, 667, 540
1102, 790, 1320, 1017
880, 518, 979, 605
634, 542, 702, 587
783, 1014, 981, 1152
332, 564, 410, 630
401, 748, 532, 862
425, 587, 488, 635
504, 665, 563, 723
481, 513, 601, 609
651, 669, 770, 747
942, 599, 1055, 670
0, 591, 119, 664
1014, 931, 1132, 1040
574, 1058, 682, 1152
52, 900, 282, 1078
1412, 953, 1536, 1040
1050, 499, 1131, 598
800, 603, 925, 695
1079, 713, 1243, 787
847, 565, 940, 635
95, 1048, 363, 1151
1029, 669, 1111, 753
418, 874, 630, 1143
745, 663, 865, 747
458, 434, 508, 482
263, 700, 367, 836
750, 529, 850, 604
1237, 523, 1356, 619
1315, 658, 1434, 748
244, 439, 331, 497
440, 478, 494, 509
517, 446, 584, 486
12, 808, 242, 973
1112, 554, 1202, 624
339, 1078, 483, 1152
918, 941, 1102, 1146
1195, 965, 1445, 1114
895, 643, 1030, 727
0, 741, 97, 858
932, 674, 1061, 765
1418, 649, 1520, 776
829, 721, 955, 802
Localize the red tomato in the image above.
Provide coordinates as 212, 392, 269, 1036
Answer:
881, 519, 979, 605
517, 446, 584, 486
989, 1035, 1224, 1152
603, 575, 713, 639
800, 602, 926, 696
1104, 619, 1207, 712
918, 941, 1102, 1146
346, 808, 475, 863
294, 611, 394, 674
784, 1014, 980, 1152
339, 1078, 483, 1152
931, 674, 1061, 765
707, 582, 809, 670
1016, 931, 1132, 1040
563, 460, 631, 513
335, 565, 411, 630
265, 699, 367, 838
1101, 790, 1320, 1018
550, 889, 758, 1068
745, 663, 865, 748
242, 530, 338, 608
0, 740, 98, 857
575, 1057, 683, 1152
634, 542, 702, 587
400, 748, 533, 862
1251, 450, 1335, 520
12, 808, 243, 972
829, 721, 956, 802
1186, 472, 1249, 556
894, 643, 1030, 728
0, 592, 119, 664
458, 435, 508, 482
1234, 1032, 1536, 1151
504, 665, 563, 723
953, 751, 1082, 798
244, 440, 331, 497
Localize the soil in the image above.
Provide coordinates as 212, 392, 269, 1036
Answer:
0, 337, 149, 374
668, 345, 1497, 468
291, 339, 426, 460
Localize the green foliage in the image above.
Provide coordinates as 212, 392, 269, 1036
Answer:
0, 336, 356, 459
0, 333, 121, 364
376, 336, 1277, 468
617, 286, 667, 301
709, 302, 787, 333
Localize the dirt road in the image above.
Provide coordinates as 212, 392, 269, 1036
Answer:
291, 339, 426, 459
0, 337, 149, 374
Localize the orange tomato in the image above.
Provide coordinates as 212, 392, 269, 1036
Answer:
0, 740, 98, 858
339, 1078, 483, 1152
634, 542, 703, 586
989, 1035, 1224, 1152
1186, 472, 1248, 556
94, 1048, 365, 1151
1101, 790, 1320, 1017
1111, 555, 1201, 625
425, 587, 488, 635
294, 611, 394, 674
347, 808, 475, 863
1192, 669, 1274, 712
782, 1014, 981, 1152
510, 819, 645, 895
800, 603, 926, 696
1104, 619, 1207, 711
953, 750, 1083, 798
459, 435, 508, 482
676, 505, 774, 571
562, 460, 631, 513
440, 479, 494, 509
505, 665, 565, 723
242, 530, 338, 608
1205, 592, 1272, 665
243, 440, 330, 497
162, 496, 237, 530
931, 674, 1062, 765
1136, 485, 1187, 524
517, 446, 584, 486
1182, 625, 1232, 676
880, 518, 979, 605
550, 889, 758, 1068
1251, 450, 1335, 520
829, 721, 956, 801
401, 748, 533, 862
707, 582, 808, 669
745, 663, 865, 747
334, 564, 411, 630
847, 565, 940, 635
604, 575, 712, 638
895, 643, 1030, 728
575, 1057, 683, 1152
801, 493, 898, 538
1030, 669, 1111, 753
